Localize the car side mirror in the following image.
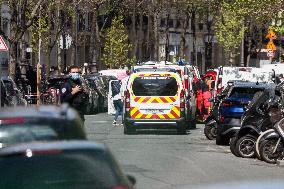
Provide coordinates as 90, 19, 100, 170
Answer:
127, 175, 136, 186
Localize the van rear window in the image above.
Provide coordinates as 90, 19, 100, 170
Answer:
132, 76, 178, 96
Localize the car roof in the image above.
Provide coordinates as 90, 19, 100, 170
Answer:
0, 104, 78, 120
228, 81, 274, 88
132, 71, 180, 76
0, 140, 106, 157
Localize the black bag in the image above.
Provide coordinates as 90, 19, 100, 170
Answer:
111, 81, 121, 97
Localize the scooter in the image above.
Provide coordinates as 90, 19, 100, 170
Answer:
230, 87, 281, 158
204, 93, 226, 140
259, 118, 284, 164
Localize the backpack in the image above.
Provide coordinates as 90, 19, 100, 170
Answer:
112, 81, 121, 97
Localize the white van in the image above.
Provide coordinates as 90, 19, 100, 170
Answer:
123, 71, 187, 134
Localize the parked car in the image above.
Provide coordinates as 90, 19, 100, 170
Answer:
1, 76, 27, 106
0, 140, 136, 189
1, 79, 7, 107
84, 78, 99, 114
216, 81, 272, 145
85, 74, 108, 112
0, 104, 86, 147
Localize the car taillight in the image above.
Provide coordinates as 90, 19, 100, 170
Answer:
221, 101, 235, 106
219, 115, 225, 123
0, 117, 25, 125
112, 186, 129, 189
125, 90, 130, 110
180, 89, 185, 110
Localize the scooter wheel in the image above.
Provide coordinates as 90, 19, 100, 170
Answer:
204, 124, 216, 140
259, 139, 282, 164
236, 135, 257, 158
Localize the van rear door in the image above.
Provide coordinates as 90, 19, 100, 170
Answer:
129, 73, 181, 119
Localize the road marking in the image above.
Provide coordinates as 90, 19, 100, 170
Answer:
91, 121, 109, 123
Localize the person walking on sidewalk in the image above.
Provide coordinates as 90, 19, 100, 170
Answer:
111, 80, 123, 125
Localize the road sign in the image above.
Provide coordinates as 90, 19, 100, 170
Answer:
267, 50, 275, 58
265, 28, 277, 39
0, 36, 8, 51
266, 41, 277, 50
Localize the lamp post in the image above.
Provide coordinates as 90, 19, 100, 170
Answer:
204, 14, 213, 71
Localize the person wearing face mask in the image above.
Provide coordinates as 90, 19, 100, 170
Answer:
60, 65, 88, 123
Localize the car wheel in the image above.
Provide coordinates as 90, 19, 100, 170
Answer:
204, 123, 217, 140
124, 123, 136, 135
235, 135, 257, 158
230, 136, 240, 157
259, 138, 283, 164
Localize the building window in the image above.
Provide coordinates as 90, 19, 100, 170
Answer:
160, 18, 166, 27
78, 13, 86, 31
175, 20, 181, 28
168, 19, 174, 28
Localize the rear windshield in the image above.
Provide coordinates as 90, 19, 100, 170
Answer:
228, 87, 264, 99
132, 76, 178, 96
0, 150, 126, 189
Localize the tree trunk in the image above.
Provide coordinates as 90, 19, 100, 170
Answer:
153, 12, 159, 61
191, 11, 197, 66
131, 12, 138, 59
9, 43, 17, 80
146, 15, 151, 60
138, 14, 143, 61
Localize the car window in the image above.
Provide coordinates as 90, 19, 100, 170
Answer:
0, 150, 124, 189
132, 76, 178, 96
228, 87, 264, 100
0, 124, 58, 145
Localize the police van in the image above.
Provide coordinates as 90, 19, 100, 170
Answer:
123, 71, 187, 134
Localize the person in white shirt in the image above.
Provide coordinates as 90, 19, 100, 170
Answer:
111, 80, 123, 125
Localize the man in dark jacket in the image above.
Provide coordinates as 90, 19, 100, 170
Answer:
60, 65, 88, 122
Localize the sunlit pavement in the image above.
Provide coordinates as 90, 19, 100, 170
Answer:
85, 113, 284, 189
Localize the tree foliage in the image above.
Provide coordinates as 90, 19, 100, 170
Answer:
101, 16, 135, 68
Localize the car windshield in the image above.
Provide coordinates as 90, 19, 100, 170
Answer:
228, 87, 264, 100
132, 76, 178, 96
0, 150, 124, 189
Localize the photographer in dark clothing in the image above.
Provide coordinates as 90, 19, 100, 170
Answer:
60, 65, 88, 122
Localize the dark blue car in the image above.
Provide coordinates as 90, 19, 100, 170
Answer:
216, 81, 273, 145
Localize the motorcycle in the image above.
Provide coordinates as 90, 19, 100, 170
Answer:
259, 117, 284, 164
204, 93, 226, 140
230, 86, 282, 158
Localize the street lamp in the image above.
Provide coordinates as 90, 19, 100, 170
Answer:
204, 14, 214, 71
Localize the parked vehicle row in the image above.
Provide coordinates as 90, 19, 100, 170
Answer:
40, 73, 115, 115
204, 79, 284, 164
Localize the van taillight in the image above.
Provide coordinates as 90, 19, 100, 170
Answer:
125, 90, 130, 110
180, 89, 185, 110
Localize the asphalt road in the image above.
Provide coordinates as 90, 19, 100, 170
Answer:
85, 113, 284, 189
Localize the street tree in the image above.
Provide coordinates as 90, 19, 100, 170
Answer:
101, 16, 135, 69
0, 0, 46, 80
